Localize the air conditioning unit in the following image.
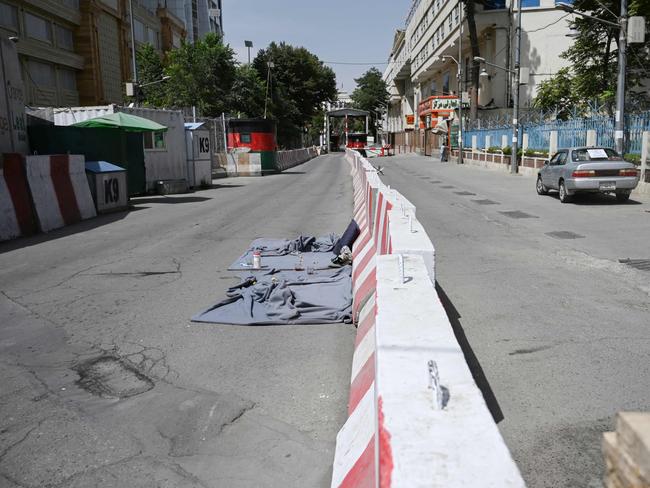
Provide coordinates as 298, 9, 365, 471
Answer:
208, 8, 220, 18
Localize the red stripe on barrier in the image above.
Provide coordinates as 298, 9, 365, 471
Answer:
380, 202, 393, 255
50, 155, 81, 225
378, 396, 394, 488
3, 154, 36, 236
352, 231, 371, 259
353, 268, 376, 318
339, 436, 376, 488
348, 352, 375, 415
352, 248, 374, 284
355, 301, 376, 348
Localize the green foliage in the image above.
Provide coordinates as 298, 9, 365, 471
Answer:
228, 65, 266, 118
351, 68, 389, 137
524, 148, 549, 157
253, 42, 337, 148
532, 68, 584, 119
534, 0, 650, 113
623, 153, 641, 165
163, 33, 237, 116
135, 44, 166, 107
487, 146, 501, 153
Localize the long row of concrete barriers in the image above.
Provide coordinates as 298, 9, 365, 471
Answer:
0, 153, 96, 241
331, 149, 526, 487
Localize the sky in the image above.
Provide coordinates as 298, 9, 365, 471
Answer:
223, 0, 410, 95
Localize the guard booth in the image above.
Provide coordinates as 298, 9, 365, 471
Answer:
227, 119, 277, 172
325, 108, 370, 152
85, 161, 128, 213
184, 122, 213, 187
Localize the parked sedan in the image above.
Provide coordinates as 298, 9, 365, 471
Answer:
537, 147, 640, 203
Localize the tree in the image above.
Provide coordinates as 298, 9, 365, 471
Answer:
351, 67, 389, 138
228, 65, 266, 118
163, 33, 237, 116
543, 0, 650, 113
253, 42, 337, 148
134, 44, 165, 107
532, 68, 583, 119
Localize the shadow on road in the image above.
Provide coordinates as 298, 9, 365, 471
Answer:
435, 281, 505, 424
547, 192, 643, 206
132, 195, 212, 205
0, 209, 138, 254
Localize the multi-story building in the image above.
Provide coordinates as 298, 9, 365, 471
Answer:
0, 0, 222, 107
383, 0, 575, 152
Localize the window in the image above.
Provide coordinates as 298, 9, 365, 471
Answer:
134, 19, 145, 43
172, 33, 181, 48
443, 72, 450, 94
147, 28, 159, 48
521, 0, 540, 6
56, 25, 74, 50
144, 131, 166, 150
241, 133, 252, 143
27, 60, 55, 87
0, 2, 18, 30
25, 12, 53, 43
62, 0, 79, 8
59, 68, 77, 90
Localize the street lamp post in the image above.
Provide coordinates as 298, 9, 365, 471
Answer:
264, 61, 274, 119
244, 40, 253, 65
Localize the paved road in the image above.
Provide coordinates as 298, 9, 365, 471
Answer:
0, 154, 354, 488
380, 155, 650, 488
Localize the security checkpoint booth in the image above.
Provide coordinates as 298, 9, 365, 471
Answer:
85, 161, 128, 213
184, 122, 213, 187
325, 108, 370, 152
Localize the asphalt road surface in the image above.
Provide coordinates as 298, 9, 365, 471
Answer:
380, 154, 650, 488
0, 154, 354, 488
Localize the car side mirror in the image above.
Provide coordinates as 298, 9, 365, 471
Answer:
544, 160, 550, 165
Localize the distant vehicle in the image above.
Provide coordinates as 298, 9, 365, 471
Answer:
346, 133, 367, 150
536, 147, 640, 203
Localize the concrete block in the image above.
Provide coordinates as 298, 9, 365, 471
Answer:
616, 412, 650, 480
549, 131, 558, 156
472, 135, 477, 152
587, 129, 597, 147
485, 135, 491, 150
522, 133, 529, 152
502, 134, 508, 149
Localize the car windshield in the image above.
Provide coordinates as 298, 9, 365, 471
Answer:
572, 148, 621, 161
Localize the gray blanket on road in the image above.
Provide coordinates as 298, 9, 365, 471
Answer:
192, 266, 352, 325
228, 234, 338, 271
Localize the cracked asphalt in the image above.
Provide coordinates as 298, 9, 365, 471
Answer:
380, 154, 650, 488
0, 154, 355, 488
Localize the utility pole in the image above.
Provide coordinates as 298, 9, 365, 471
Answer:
615, 0, 628, 155
511, 0, 522, 174
129, 0, 137, 85
458, 0, 464, 165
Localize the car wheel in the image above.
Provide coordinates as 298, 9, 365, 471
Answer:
536, 176, 548, 195
559, 180, 572, 203
615, 190, 630, 203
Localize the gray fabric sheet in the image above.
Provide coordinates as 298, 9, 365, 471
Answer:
228, 234, 339, 271
192, 266, 352, 325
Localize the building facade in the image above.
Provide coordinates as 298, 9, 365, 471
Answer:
383, 0, 575, 151
0, 0, 223, 107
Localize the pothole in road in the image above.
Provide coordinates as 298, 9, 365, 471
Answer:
499, 210, 539, 219
619, 259, 650, 272
546, 231, 585, 240
75, 356, 154, 399
473, 199, 500, 205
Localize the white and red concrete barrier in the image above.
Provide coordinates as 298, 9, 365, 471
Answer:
0, 154, 37, 241
276, 147, 319, 171
333, 149, 525, 487
26, 155, 96, 233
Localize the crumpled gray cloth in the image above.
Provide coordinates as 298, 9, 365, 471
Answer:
250, 234, 339, 256
228, 234, 339, 271
192, 266, 352, 325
